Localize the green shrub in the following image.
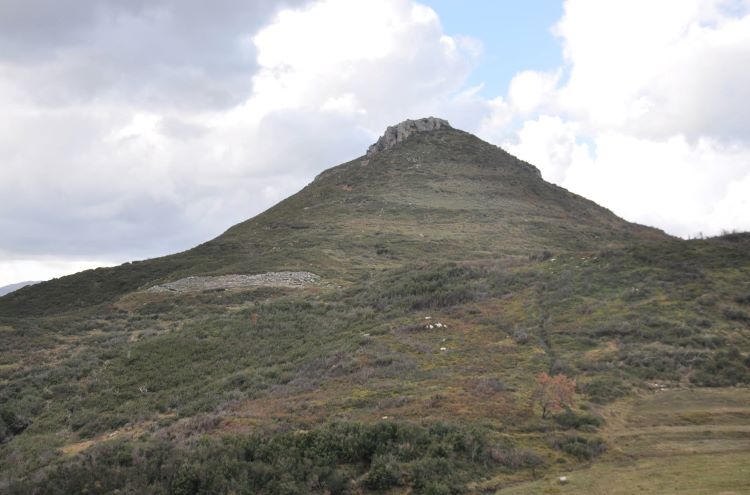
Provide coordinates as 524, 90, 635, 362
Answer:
0, 408, 29, 443
169, 463, 203, 495
619, 346, 704, 380
363, 453, 403, 490
551, 435, 606, 460
488, 446, 543, 470
722, 305, 750, 322
422, 481, 452, 495
10, 421, 506, 494
321, 469, 350, 495
580, 377, 630, 404
691, 348, 750, 386
360, 264, 484, 311
553, 409, 603, 430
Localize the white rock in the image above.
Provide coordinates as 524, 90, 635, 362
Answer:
367, 117, 451, 155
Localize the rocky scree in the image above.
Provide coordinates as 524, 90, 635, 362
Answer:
147, 271, 321, 293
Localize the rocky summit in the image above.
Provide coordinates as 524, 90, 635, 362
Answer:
366, 116, 451, 155
1, 119, 749, 494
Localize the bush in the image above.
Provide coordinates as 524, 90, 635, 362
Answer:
0, 408, 29, 443
619, 346, 704, 380
535, 372, 576, 418
580, 377, 630, 404
11, 421, 507, 494
363, 453, 403, 490
361, 264, 484, 311
553, 409, 603, 430
422, 482, 452, 495
488, 446, 543, 469
409, 457, 450, 490
721, 305, 750, 323
512, 327, 530, 345
321, 470, 349, 495
691, 348, 750, 386
169, 464, 203, 495
551, 435, 606, 460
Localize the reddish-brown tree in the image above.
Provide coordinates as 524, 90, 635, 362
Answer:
535, 372, 576, 418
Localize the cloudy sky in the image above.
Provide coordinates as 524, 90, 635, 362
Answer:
1, 0, 749, 286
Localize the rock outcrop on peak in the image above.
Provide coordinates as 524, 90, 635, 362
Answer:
367, 117, 451, 155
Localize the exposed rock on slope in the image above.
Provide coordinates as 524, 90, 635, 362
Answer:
147, 271, 321, 293
366, 117, 451, 155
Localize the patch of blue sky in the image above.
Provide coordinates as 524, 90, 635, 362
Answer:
423, 0, 565, 97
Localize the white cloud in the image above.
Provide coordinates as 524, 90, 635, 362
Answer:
496, 0, 750, 237
0, 0, 486, 284
563, 134, 750, 237
507, 70, 560, 116
0, 257, 115, 287
554, 0, 750, 140
503, 115, 589, 184
3, 0, 750, 286
247, 0, 479, 130
711, 171, 750, 234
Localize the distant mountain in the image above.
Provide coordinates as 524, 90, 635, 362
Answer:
1, 118, 748, 494
0, 280, 40, 297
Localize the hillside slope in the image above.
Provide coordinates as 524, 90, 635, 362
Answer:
1, 120, 748, 494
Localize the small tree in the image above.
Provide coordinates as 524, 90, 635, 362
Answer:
535, 372, 576, 418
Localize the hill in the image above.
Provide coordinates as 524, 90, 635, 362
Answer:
0, 281, 40, 298
0, 119, 664, 317
1, 119, 748, 494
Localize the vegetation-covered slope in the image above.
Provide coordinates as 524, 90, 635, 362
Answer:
1, 125, 748, 494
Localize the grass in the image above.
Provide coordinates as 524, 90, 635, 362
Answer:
498, 388, 750, 494
497, 452, 750, 495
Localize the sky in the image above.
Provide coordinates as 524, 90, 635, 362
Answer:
1, 0, 749, 286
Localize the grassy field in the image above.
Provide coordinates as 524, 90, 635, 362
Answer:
498, 388, 750, 494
